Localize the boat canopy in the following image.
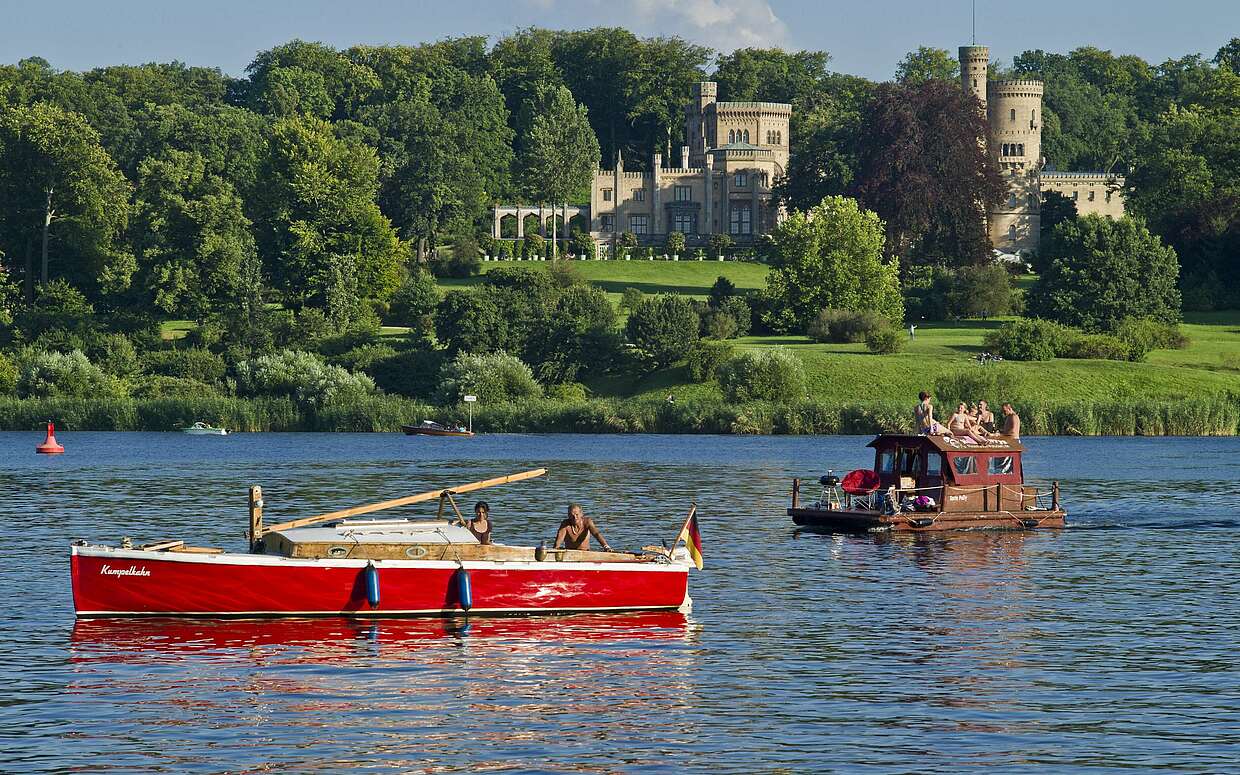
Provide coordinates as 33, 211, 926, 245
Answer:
866, 434, 1024, 453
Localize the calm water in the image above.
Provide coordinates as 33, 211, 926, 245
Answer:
2, 432, 1239, 773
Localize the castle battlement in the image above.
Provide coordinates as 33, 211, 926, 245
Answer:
714, 101, 793, 115
990, 79, 1044, 94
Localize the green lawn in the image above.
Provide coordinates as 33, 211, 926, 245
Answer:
438, 259, 770, 304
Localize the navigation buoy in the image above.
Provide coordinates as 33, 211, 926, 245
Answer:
36, 422, 64, 455
455, 567, 473, 611
364, 562, 380, 608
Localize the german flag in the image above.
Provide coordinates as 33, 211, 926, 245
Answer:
677, 509, 703, 570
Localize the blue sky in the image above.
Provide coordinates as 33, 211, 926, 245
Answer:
3, 0, 1235, 80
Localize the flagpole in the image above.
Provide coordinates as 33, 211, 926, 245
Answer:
666, 503, 697, 556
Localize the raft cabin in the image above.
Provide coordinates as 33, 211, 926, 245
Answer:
789, 433, 1065, 531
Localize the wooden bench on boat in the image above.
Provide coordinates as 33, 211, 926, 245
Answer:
788, 433, 1066, 532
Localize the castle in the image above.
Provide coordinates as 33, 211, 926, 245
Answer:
490, 45, 1125, 257
960, 45, 1125, 256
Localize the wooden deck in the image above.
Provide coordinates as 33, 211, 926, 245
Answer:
788, 506, 1067, 532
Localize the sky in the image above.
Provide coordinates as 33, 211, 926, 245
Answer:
2, 0, 1236, 80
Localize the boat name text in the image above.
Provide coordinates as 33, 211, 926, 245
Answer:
100, 564, 151, 578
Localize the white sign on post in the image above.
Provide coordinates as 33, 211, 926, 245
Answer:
464, 395, 477, 403
463, 395, 477, 433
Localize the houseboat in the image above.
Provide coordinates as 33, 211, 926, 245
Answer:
788, 434, 1065, 532
71, 469, 698, 618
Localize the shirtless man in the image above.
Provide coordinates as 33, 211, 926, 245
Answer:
554, 504, 612, 552
1000, 403, 1022, 440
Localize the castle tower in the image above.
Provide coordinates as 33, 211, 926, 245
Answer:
986, 78, 1044, 255
958, 45, 989, 108
685, 81, 717, 167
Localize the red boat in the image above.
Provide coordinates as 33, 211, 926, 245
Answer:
71, 469, 698, 618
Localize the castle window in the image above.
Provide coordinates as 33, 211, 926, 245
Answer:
743, 129, 750, 143
1072, 191, 1079, 201
1010, 108, 1016, 122
734, 172, 748, 188
1017, 143, 1024, 156
601, 214, 615, 232
603, 188, 613, 202
1008, 225, 1018, 241
729, 204, 752, 235
972, 78, 977, 89
1001, 144, 1008, 156
728, 129, 735, 143
778, 131, 782, 145
633, 188, 645, 202
672, 213, 697, 234
674, 185, 692, 202
629, 215, 649, 235
1106, 191, 1113, 203
1088, 190, 1096, 201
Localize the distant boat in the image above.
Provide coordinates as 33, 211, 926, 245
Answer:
183, 422, 228, 436
401, 420, 474, 437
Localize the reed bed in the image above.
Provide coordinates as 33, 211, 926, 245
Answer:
1, 395, 1236, 435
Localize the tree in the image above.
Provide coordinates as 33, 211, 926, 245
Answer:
0, 102, 131, 297
388, 269, 439, 341
520, 86, 600, 259
895, 47, 959, 85
849, 81, 1006, 267
434, 290, 507, 354
665, 231, 685, 256
131, 149, 256, 321
775, 73, 875, 213
625, 37, 711, 161
530, 284, 620, 382
713, 48, 833, 105
550, 28, 641, 165
255, 115, 404, 308
1027, 215, 1181, 332
625, 294, 699, 369
757, 196, 902, 333
1040, 190, 1078, 236
245, 40, 379, 121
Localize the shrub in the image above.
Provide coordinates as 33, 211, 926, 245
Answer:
933, 367, 1023, 408
719, 296, 752, 337
625, 294, 700, 369
524, 233, 546, 260
435, 291, 508, 355
14, 279, 98, 342
0, 352, 17, 395
716, 348, 805, 402
478, 234, 498, 258
709, 276, 736, 307
366, 348, 447, 398
388, 271, 439, 340
865, 326, 903, 354
620, 287, 644, 314
131, 375, 222, 399
90, 333, 140, 378
806, 308, 886, 344
331, 343, 399, 372
16, 349, 123, 399
701, 310, 739, 340
570, 231, 596, 260
945, 265, 1018, 318
708, 233, 733, 259
1111, 318, 1185, 362
436, 352, 542, 404
617, 232, 638, 249
1062, 334, 1131, 361
545, 382, 589, 402
687, 340, 734, 382
235, 350, 375, 407
548, 260, 585, 288
142, 348, 228, 384
983, 318, 1076, 361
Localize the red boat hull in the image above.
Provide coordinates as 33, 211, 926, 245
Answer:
70, 547, 690, 618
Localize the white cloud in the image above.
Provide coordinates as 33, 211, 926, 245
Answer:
518, 0, 790, 52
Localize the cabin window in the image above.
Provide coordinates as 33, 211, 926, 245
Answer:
877, 451, 895, 474
899, 448, 919, 475
925, 454, 942, 477
952, 455, 978, 476
988, 456, 1014, 475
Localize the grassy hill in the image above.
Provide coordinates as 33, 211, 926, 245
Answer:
432, 260, 1240, 407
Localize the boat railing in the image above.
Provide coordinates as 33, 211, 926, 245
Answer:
793, 478, 1060, 513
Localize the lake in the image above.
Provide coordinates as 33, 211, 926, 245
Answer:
2, 432, 1238, 772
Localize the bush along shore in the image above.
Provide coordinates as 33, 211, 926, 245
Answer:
2, 394, 1237, 436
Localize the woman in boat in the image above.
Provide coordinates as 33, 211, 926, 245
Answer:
554, 504, 612, 552
976, 400, 997, 433
914, 392, 950, 436
461, 501, 493, 545
949, 402, 991, 444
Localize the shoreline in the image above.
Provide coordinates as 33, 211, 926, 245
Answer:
3, 395, 1237, 436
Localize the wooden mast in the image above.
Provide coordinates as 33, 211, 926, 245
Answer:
256, 468, 547, 537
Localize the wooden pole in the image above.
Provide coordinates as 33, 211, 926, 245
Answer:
259, 468, 547, 536
248, 486, 264, 551
792, 478, 800, 510
666, 503, 697, 556
1052, 481, 1059, 512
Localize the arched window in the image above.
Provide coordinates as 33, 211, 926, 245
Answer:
1010, 108, 1016, 122
728, 129, 735, 143
1017, 143, 1024, 156
743, 129, 750, 143
1001, 144, 1008, 156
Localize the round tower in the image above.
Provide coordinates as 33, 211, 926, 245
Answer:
958, 46, 989, 108
986, 79, 1045, 255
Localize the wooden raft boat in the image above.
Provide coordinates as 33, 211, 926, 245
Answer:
788, 433, 1066, 532
71, 469, 697, 618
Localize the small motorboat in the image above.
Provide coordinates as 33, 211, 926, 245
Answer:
788, 433, 1066, 532
401, 420, 473, 437
182, 422, 227, 436
70, 468, 700, 618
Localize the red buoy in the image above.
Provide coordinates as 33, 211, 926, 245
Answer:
36, 421, 65, 454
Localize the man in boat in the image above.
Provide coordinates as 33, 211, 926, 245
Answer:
1000, 403, 1022, 440
554, 504, 612, 552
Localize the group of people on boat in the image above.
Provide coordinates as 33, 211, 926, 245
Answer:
455, 502, 612, 551
915, 392, 1021, 443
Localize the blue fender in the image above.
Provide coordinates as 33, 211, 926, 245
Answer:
455, 567, 472, 611
364, 562, 380, 608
